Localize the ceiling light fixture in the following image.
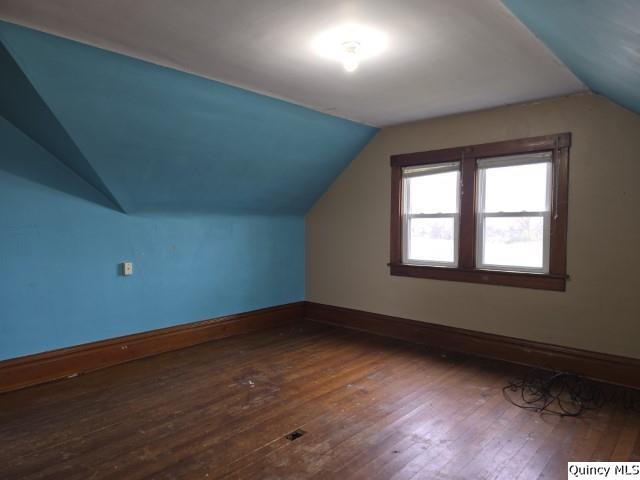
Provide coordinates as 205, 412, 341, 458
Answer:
313, 24, 388, 73
341, 41, 361, 72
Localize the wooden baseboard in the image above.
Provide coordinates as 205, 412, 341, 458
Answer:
304, 302, 640, 389
0, 302, 304, 394
4, 301, 637, 393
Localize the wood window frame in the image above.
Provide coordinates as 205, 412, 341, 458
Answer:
389, 133, 571, 291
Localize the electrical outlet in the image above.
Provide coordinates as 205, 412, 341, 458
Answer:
122, 262, 133, 276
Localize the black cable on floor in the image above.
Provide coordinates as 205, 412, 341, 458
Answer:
503, 368, 640, 417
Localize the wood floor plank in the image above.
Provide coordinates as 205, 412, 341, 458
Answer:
0, 325, 332, 441
226, 349, 472, 479
591, 406, 630, 461
84, 334, 410, 479
1, 323, 638, 480
21, 332, 377, 479
610, 410, 640, 461
1, 326, 344, 478
180, 344, 454, 479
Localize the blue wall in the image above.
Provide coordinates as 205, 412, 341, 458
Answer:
0, 118, 304, 360
504, 0, 640, 115
0, 21, 377, 361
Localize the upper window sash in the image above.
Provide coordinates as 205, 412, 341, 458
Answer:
402, 162, 459, 178
476, 151, 552, 170
476, 152, 553, 216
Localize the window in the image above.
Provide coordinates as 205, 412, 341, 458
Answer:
390, 133, 570, 290
476, 153, 551, 273
403, 163, 460, 266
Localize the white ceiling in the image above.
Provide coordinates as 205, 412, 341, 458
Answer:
0, 0, 585, 126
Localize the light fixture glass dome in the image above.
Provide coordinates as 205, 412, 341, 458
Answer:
341, 41, 360, 72
312, 24, 388, 73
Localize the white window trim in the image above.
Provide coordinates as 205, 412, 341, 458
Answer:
475, 154, 553, 274
402, 163, 461, 268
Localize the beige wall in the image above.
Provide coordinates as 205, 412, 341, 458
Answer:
306, 93, 640, 359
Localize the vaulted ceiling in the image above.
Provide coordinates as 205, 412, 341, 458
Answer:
0, 21, 375, 214
0, 0, 584, 126
2, 1, 638, 216
503, 0, 640, 116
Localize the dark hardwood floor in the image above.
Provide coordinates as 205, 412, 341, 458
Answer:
1, 322, 639, 479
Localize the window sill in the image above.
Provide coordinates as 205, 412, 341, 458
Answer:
388, 263, 566, 291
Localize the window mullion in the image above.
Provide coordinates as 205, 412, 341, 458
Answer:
543, 211, 551, 273
458, 155, 476, 269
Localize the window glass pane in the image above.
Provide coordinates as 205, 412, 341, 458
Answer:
483, 162, 549, 213
407, 170, 459, 214
482, 216, 544, 269
408, 217, 455, 263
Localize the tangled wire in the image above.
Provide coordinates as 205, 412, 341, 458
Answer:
503, 368, 640, 417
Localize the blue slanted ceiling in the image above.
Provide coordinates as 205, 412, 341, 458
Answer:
0, 20, 377, 214
503, 0, 640, 115
0, 41, 124, 212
